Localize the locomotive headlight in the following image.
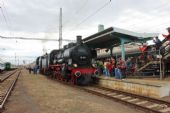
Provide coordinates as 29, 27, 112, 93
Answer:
75, 71, 81, 77
92, 63, 97, 68
73, 64, 78, 67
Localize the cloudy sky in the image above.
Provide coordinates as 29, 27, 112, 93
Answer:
0, 0, 170, 65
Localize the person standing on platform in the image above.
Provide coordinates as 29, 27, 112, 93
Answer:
100, 61, 104, 75
126, 57, 132, 76
106, 60, 111, 77
33, 66, 36, 74
161, 27, 170, 55
28, 66, 32, 74
153, 36, 162, 50
115, 58, 122, 79
109, 57, 115, 77
96, 60, 104, 76
131, 57, 137, 75
163, 27, 170, 40
119, 58, 126, 78
33, 65, 38, 75
37, 65, 40, 74
103, 61, 110, 77
138, 53, 145, 68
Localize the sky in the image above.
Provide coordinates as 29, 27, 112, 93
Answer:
0, 0, 170, 65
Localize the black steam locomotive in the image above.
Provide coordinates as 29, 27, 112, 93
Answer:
36, 36, 98, 85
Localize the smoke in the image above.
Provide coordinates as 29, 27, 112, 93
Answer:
42, 24, 59, 54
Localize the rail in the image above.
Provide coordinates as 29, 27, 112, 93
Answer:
0, 70, 18, 82
0, 70, 21, 110
81, 85, 170, 113
53, 78, 170, 113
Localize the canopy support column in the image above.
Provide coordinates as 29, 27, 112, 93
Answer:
120, 38, 125, 60
110, 46, 114, 57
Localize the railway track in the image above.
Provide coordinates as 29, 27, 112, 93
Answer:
53, 78, 170, 113
80, 85, 170, 113
0, 70, 21, 111
0, 70, 18, 82
48, 76, 170, 113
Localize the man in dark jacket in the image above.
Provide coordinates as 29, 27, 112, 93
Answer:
153, 36, 162, 50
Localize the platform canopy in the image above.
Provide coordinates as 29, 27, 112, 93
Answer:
83, 27, 158, 49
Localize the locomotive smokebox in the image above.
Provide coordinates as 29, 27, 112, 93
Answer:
76, 35, 82, 45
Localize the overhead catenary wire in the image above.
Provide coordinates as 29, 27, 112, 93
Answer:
114, 1, 170, 26
125, 11, 170, 31
126, 14, 170, 33
138, 20, 170, 32
0, 2, 12, 36
108, 1, 170, 33
72, 0, 112, 30
1, 0, 12, 27
63, 0, 89, 27
0, 7, 8, 27
1, 1, 9, 19
0, 35, 75, 42
0, 55, 37, 58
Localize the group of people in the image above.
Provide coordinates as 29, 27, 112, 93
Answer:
96, 27, 170, 79
28, 65, 39, 74
153, 27, 170, 54
96, 57, 136, 79
96, 53, 158, 79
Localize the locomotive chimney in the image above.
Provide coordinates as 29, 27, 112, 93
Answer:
98, 24, 104, 32
76, 35, 82, 45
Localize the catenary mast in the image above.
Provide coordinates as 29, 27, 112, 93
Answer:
59, 8, 62, 49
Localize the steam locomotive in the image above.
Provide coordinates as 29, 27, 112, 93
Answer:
36, 36, 98, 85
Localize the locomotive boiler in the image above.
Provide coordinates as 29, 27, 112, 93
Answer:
37, 36, 98, 85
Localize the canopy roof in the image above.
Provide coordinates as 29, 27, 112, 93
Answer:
83, 27, 158, 49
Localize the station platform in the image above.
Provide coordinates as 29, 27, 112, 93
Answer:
98, 76, 170, 98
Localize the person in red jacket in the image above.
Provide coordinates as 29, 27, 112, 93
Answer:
106, 61, 111, 76
107, 58, 115, 77
166, 27, 170, 41
162, 27, 170, 40
103, 60, 110, 77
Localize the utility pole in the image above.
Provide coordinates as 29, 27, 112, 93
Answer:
59, 8, 62, 49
